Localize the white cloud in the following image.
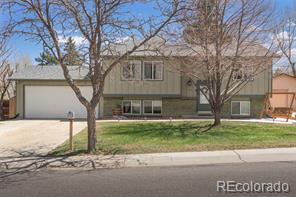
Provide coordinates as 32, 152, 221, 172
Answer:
115, 36, 131, 44
276, 31, 289, 39
58, 35, 87, 45
59, 35, 132, 45
276, 47, 296, 56
289, 22, 296, 27
274, 48, 296, 68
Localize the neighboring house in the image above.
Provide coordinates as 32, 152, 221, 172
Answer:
10, 43, 273, 119
270, 73, 296, 111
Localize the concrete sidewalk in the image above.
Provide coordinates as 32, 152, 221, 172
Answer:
97, 117, 296, 125
1, 147, 296, 171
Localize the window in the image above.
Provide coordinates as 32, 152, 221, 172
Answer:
122, 101, 131, 114
231, 101, 250, 115
143, 100, 152, 114
153, 101, 162, 114
143, 61, 163, 80
144, 62, 153, 80
122, 100, 141, 115
132, 100, 141, 114
121, 61, 141, 80
244, 65, 254, 80
231, 102, 240, 115
233, 65, 254, 81
199, 85, 209, 104
233, 67, 243, 80
143, 100, 162, 115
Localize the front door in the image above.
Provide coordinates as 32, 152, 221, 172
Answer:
197, 82, 212, 115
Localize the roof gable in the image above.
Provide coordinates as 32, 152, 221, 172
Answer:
9, 65, 90, 81
274, 73, 296, 80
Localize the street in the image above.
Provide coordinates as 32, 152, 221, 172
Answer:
1, 161, 295, 197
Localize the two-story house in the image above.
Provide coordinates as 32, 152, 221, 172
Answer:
10, 42, 273, 119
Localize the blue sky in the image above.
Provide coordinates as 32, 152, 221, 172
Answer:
1, 0, 294, 64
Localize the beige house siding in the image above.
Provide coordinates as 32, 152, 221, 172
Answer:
181, 75, 197, 98
104, 59, 181, 96
237, 67, 272, 95
181, 63, 272, 98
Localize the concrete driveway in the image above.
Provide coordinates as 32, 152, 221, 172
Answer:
0, 120, 86, 157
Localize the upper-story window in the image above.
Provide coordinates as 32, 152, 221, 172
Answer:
233, 64, 254, 81
143, 61, 163, 80
121, 61, 141, 80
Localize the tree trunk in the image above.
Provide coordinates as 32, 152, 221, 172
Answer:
0, 100, 4, 120
213, 108, 221, 127
86, 106, 97, 153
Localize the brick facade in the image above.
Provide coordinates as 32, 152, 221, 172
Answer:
221, 96, 265, 118
102, 95, 265, 119
162, 98, 196, 117
103, 97, 123, 117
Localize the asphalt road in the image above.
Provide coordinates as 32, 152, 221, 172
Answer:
1, 162, 296, 197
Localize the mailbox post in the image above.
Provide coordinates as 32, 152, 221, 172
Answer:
67, 111, 75, 151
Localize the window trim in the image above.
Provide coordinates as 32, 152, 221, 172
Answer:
232, 65, 254, 81
143, 100, 162, 115
231, 101, 250, 116
120, 60, 142, 81
122, 100, 141, 115
232, 68, 243, 81
143, 61, 164, 81
244, 65, 254, 81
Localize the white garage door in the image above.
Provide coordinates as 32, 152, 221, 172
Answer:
25, 86, 99, 119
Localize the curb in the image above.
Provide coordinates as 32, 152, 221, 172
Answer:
124, 148, 296, 167
1, 148, 296, 171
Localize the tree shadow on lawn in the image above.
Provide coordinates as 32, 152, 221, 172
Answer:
104, 122, 215, 139
102, 122, 273, 145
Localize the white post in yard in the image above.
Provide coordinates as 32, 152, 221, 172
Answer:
67, 111, 75, 151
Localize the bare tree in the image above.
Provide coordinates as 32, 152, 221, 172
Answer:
0, 27, 13, 120
2, 0, 183, 152
164, 0, 276, 126
273, 10, 296, 76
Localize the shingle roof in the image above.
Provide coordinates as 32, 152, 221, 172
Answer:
274, 73, 296, 79
9, 65, 90, 80
104, 37, 273, 57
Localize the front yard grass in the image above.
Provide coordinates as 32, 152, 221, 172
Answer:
51, 121, 296, 156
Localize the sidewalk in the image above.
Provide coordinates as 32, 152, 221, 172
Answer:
97, 118, 296, 125
1, 147, 296, 172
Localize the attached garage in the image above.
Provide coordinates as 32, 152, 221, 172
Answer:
24, 86, 99, 119
9, 66, 103, 119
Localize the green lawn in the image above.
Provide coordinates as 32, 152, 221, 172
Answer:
51, 121, 296, 156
